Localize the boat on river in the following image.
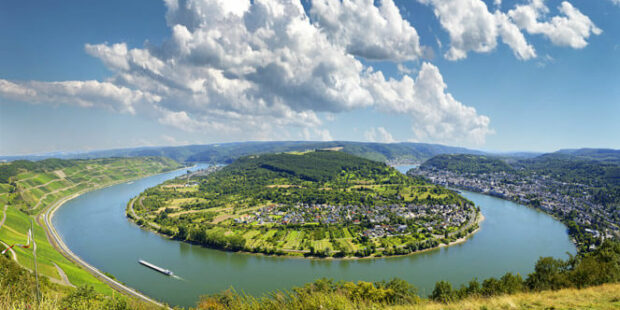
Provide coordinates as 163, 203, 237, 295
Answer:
138, 259, 174, 276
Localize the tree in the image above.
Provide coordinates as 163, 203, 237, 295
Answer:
430, 280, 454, 303
176, 225, 188, 240
500, 272, 524, 294
526, 257, 570, 291
227, 235, 246, 251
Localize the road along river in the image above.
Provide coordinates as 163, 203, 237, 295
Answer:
52, 164, 576, 308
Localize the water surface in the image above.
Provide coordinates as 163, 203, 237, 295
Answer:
53, 164, 576, 307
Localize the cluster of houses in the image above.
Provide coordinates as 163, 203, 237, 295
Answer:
362, 224, 408, 238
232, 201, 472, 238
412, 168, 619, 241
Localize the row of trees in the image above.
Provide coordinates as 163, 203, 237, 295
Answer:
431, 240, 620, 302
197, 240, 620, 309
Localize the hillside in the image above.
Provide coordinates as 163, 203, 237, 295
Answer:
131, 151, 480, 258
555, 148, 620, 163
420, 154, 514, 174
0, 157, 182, 295
0, 141, 483, 164
516, 153, 620, 188
416, 151, 620, 252
419, 151, 619, 189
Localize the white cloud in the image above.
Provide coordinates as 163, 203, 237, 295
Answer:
419, 0, 501, 60
310, 0, 424, 61
0, 79, 159, 114
508, 1, 602, 49
535, 54, 556, 68
364, 127, 396, 143
161, 134, 190, 146
397, 63, 416, 75
314, 128, 333, 141
0, 0, 492, 146
301, 128, 333, 141
495, 11, 537, 60
419, 0, 599, 61
365, 63, 492, 145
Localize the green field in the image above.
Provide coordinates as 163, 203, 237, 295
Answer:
0, 156, 182, 294
133, 151, 479, 258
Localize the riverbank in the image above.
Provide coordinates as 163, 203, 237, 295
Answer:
38, 167, 192, 308
446, 184, 583, 249
128, 201, 485, 261
53, 178, 576, 307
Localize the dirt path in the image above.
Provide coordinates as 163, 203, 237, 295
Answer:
54, 263, 75, 287
0, 205, 17, 261
30, 178, 65, 191
0, 205, 7, 227
131, 197, 161, 230
31, 183, 81, 211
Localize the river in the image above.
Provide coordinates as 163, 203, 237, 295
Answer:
52, 164, 576, 308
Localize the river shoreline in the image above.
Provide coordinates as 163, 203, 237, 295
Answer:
128, 201, 485, 261
40, 167, 190, 307
51, 167, 576, 308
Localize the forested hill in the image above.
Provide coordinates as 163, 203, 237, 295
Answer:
221, 150, 406, 184
420, 151, 619, 188
420, 154, 514, 174
555, 148, 620, 164
516, 154, 620, 188
0, 141, 483, 164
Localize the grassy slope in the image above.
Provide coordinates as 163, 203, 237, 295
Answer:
195, 283, 620, 310
0, 157, 182, 294
389, 283, 620, 310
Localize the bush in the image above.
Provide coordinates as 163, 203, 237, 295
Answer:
431, 280, 454, 303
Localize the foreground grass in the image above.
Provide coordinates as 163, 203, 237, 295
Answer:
195, 283, 620, 310
389, 283, 620, 310
0, 157, 183, 294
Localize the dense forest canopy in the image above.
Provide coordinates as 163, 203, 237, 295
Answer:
420, 154, 514, 175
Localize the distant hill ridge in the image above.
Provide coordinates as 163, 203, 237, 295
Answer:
1, 141, 484, 164
420, 150, 620, 194
2, 142, 617, 168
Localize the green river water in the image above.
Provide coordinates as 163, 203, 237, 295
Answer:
53, 164, 576, 307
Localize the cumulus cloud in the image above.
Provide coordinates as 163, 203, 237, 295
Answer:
310, 0, 424, 61
419, 0, 503, 60
365, 63, 492, 145
508, 1, 602, 49
364, 127, 396, 143
419, 0, 599, 60
0, 0, 492, 146
0, 79, 159, 114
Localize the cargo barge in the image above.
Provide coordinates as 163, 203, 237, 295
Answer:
138, 259, 174, 276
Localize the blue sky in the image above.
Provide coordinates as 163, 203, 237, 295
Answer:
0, 0, 618, 155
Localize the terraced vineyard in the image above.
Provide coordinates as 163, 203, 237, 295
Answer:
0, 157, 182, 293
132, 151, 481, 258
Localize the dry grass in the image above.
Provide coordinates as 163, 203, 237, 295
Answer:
389, 283, 620, 310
